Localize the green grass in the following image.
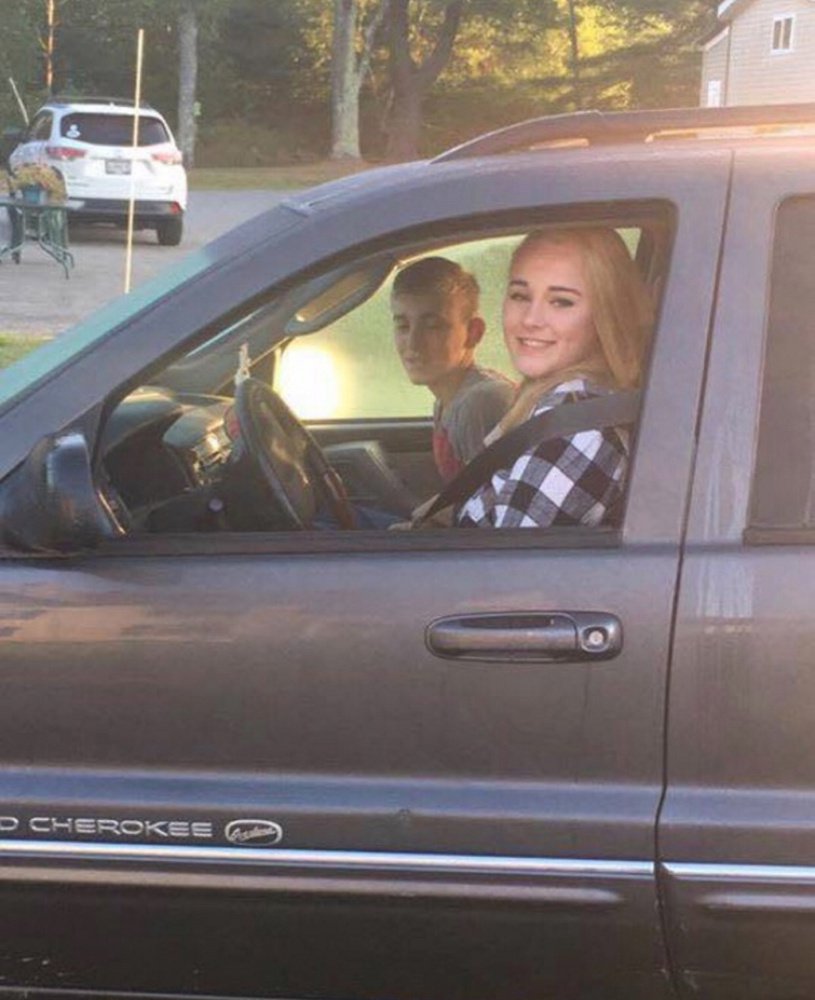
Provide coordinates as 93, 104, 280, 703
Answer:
0, 335, 48, 368
188, 161, 374, 191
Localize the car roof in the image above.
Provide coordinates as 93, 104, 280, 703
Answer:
44, 97, 160, 117
273, 103, 815, 219
432, 102, 815, 162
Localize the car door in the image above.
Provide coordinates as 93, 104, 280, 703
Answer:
0, 149, 729, 1000
659, 141, 815, 1000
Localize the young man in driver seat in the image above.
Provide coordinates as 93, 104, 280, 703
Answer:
392, 257, 515, 483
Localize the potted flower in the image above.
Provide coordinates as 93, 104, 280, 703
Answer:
8, 164, 66, 204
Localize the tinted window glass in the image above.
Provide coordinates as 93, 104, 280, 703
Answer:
277, 236, 518, 420
30, 114, 52, 140
60, 113, 169, 146
278, 228, 643, 421
751, 196, 815, 529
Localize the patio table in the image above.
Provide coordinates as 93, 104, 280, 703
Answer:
0, 197, 76, 279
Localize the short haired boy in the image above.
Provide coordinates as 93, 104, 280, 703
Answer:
392, 257, 515, 483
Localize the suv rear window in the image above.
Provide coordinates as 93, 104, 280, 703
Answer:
59, 113, 169, 146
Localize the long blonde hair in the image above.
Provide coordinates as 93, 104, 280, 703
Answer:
498, 226, 653, 432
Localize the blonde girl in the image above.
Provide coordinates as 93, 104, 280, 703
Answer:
457, 226, 653, 528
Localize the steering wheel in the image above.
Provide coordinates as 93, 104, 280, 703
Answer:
233, 378, 355, 530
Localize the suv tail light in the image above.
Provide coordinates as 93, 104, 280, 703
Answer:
45, 145, 86, 160
151, 150, 183, 165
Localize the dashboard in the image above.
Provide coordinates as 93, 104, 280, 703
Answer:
102, 387, 245, 532
100, 385, 423, 534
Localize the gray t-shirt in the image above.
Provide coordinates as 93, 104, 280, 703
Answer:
432, 367, 515, 482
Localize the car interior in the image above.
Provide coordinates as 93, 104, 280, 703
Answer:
91, 208, 673, 538
10, 206, 672, 547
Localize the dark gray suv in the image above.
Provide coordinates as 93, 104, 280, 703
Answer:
0, 103, 813, 1000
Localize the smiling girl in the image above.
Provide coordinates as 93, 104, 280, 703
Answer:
457, 227, 653, 528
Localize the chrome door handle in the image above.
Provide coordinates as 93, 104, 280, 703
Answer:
426, 612, 622, 663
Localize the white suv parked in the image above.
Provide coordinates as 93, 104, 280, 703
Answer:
9, 97, 187, 245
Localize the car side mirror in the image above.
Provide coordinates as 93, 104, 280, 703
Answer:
0, 431, 120, 554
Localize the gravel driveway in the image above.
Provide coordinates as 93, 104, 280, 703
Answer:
0, 190, 287, 336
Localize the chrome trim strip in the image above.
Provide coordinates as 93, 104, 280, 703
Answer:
665, 861, 815, 883
0, 840, 652, 877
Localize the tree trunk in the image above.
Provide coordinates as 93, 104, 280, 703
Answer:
177, 0, 198, 168
384, 0, 462, 162
330, 0, 389, 161
383, 85, 422, 162
331, 0, 362, 160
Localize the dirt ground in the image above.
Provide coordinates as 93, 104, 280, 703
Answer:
0, 190, 285, 336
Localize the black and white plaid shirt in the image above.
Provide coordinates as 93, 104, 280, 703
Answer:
456, 378, 629, 529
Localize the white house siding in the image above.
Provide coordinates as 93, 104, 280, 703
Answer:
700, 32, 730, 105
726, 0, 815, 103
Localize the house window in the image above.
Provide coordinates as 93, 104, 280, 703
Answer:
771, 15, 794, 52
706, 80, 722, 107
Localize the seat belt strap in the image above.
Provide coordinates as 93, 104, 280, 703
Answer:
417, 388, 642, 525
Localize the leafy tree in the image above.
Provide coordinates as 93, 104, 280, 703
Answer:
550, 0, 716, 111
49, 0, 176, 106
411, 0, 714, 154
0, 0, 719, 167
216, 1, 322, 115
378, 0, 565, 160
0, 3, 40, 124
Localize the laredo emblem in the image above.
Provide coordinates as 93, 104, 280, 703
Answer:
225, 819, 283, 847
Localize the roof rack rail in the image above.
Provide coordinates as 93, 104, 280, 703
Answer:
432, 103, 815, 163
48, 95, 154, 109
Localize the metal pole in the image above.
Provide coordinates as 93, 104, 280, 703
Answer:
124, 28, 144, 295
8, 78, 29, 125
45, 0, 55, 94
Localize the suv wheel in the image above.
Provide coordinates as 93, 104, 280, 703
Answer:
156, 217, 183, 247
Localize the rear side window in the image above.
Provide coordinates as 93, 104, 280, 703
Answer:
751, 196, 815, 531
60, 113, 169, 146
29, 113, 53, 140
